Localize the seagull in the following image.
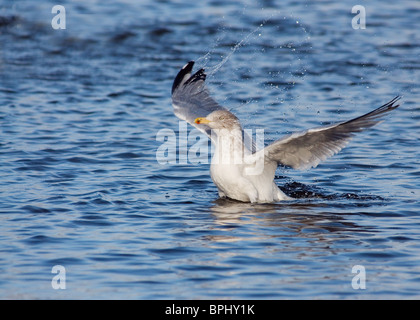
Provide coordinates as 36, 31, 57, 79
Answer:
171, 61, 401, 203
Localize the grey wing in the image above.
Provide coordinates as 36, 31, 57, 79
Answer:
264, 96, 401, 170
171, 61, 227, 139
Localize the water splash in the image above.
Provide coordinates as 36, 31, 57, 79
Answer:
196, 14, 275, 76
276, 176, 385, 201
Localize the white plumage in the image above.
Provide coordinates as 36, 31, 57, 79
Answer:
171, 61, 401, 203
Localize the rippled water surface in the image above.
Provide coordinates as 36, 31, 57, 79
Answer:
1, 0, 419, 299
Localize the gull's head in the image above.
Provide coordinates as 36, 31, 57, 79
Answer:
194, 110, 241, 131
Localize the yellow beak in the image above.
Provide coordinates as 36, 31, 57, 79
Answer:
194, 117, 211, 124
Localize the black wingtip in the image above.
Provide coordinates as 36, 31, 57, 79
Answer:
184, 68, 206, 86
172, 61, 195, 94
343, 95, 402, 127
380, 95, 402, 112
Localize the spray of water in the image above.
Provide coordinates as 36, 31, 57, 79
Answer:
194, 8, 313, 137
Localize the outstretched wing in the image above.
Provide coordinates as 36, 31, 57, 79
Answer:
171, 61, 227, 138
263, 96, 401, 170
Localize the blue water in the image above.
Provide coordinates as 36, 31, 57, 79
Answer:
1, 0, 419, 299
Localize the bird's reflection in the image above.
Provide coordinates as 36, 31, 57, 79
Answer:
204, 195, 375, 244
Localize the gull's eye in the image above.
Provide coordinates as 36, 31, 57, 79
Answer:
219, 116, 224, 120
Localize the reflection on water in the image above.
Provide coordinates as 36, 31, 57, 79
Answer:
208, 196, 373, 237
